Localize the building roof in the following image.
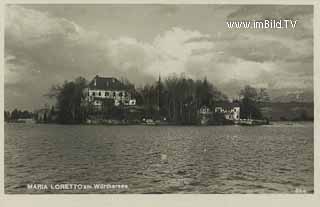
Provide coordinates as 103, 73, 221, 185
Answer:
88, 75, 128, 90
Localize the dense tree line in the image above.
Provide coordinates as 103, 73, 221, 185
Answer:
4, 109, 34, 122
46, 75, 230, 124
45, 75, 274, 124
137, 74, 229, 124
7, 78, 314, 124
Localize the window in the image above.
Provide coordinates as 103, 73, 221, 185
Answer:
113, 92, 116, 97
129, 99, 136, 105
92, 92, 95, 96
98, 92, 101, 96
119, 92, 123, 97
105, 92, 109, 97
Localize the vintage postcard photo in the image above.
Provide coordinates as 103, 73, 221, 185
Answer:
3, 3, 314, 194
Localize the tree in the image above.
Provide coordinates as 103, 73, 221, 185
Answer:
239, 85, 262, 119
43, 112, 48, 122
137, 74, 228, 124
11, 109, 19, 120
240, 85, 259, 102
4, 111, 11, 122
101, 98, 116, 119
48, 77, 88, 124
21, 110, 31, 119
257, 88, 270, 103
46, 74, 228, 124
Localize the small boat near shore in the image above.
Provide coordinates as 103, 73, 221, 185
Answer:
143, 119, 156, 125
142, 118, 171, 126
235, 119, 269, 126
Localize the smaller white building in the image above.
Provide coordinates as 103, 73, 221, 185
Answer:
199, 105, 212, 115
198, 105, 212, 125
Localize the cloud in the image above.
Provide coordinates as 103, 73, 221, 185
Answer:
156, 5, 179, 16
105, 27, 216, 78
183, 36, 213, 44
227, 5, 312, 20
4, 5, 313, 110
5, 5, 81, 48
222, 33, 313, 63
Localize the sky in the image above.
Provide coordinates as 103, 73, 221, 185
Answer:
4, 4, 313, 111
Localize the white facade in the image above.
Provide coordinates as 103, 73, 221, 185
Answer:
214, 106, 240, 121
86, 89, 136, 106
84, 76, 136, 107
231, 107, 240, 120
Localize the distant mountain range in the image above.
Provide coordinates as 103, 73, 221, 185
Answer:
218, 80, 313, 103
270, 90, 313, 103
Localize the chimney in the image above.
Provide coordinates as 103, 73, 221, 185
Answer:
94, 76, 97, 86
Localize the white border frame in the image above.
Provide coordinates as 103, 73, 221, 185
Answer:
0, 1, 319, 206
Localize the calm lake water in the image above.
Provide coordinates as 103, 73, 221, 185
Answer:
5, 122, 313, 194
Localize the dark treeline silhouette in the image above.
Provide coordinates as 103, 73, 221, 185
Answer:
46, 75, 230, 124
239, 85, 270, 119
137, 74, 229, 124
6, 79, 313, 124
45, 75, 275, 124
46, 77, 88, 124
4, 109, 34, 122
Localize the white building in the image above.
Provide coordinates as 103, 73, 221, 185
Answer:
214, 102, 240, 121
198, 105, 212, 125
83, 75, 136, 108
199, 105, 212, 115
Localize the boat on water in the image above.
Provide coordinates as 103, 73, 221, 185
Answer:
142, 117, 170, 126
143, 118, 156, 125
235, 119, 268, 126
